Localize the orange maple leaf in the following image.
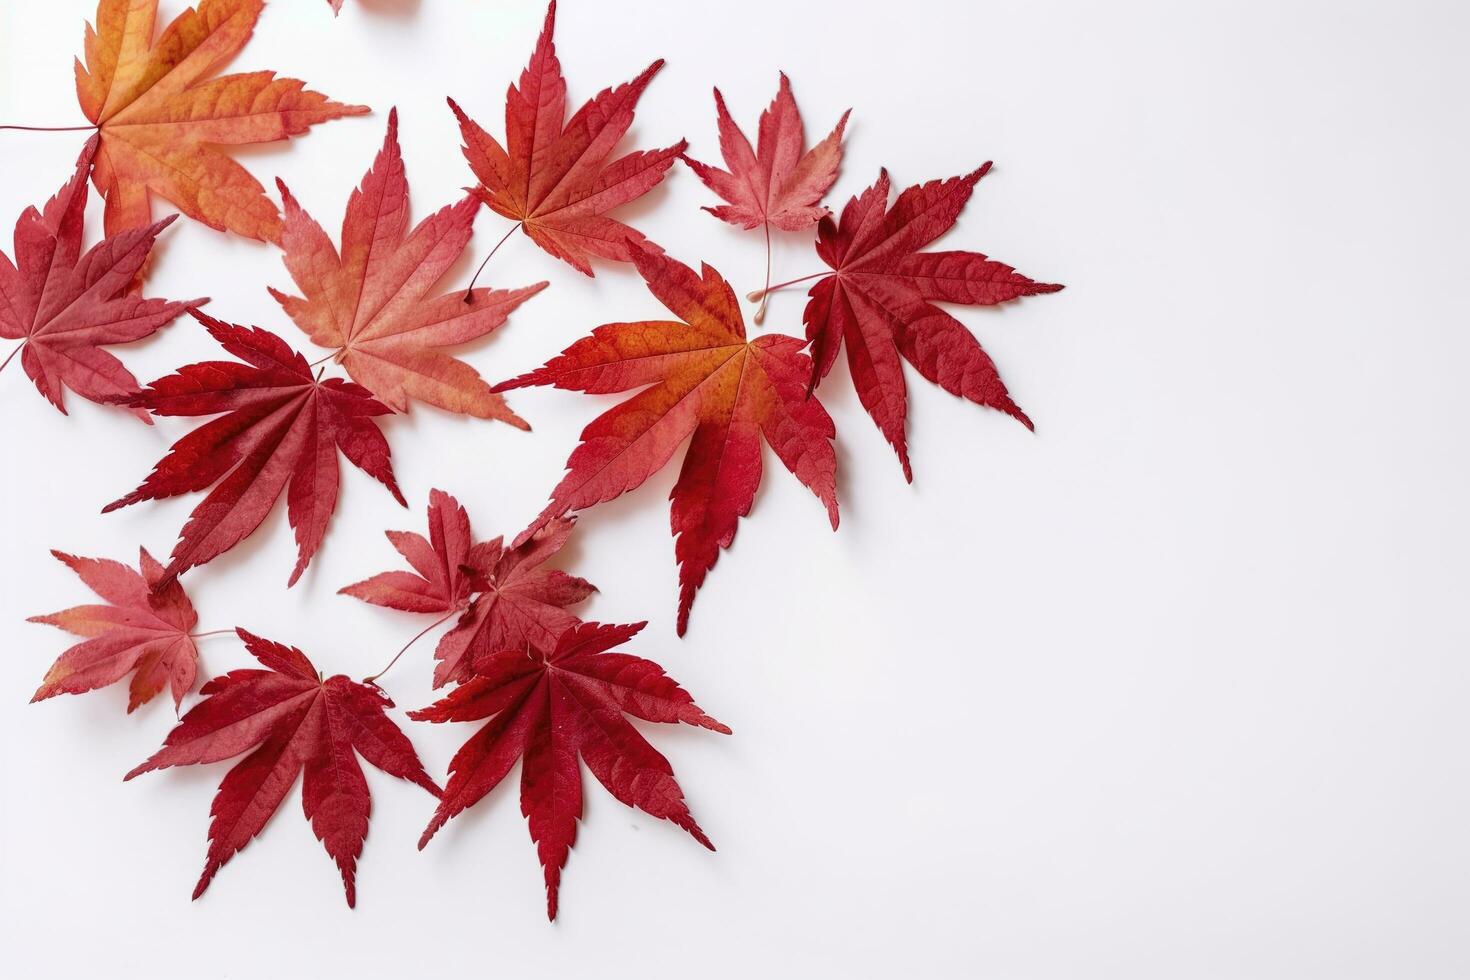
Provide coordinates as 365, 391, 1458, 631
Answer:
271, 111, 546, 422
75, 0, 368, 242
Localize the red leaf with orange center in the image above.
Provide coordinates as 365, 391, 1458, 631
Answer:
496, 244, 838, 635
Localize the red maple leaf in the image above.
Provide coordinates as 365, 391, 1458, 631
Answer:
803, 166, 1064, 480
29, 547, 199, 712
681, 72, 848, 232
439, 517, 597, 688
340, 489, 596, 688
126, 629, 440, 906
104, 310, 406, 586
497, 244, 838, 635
0, 137, 203, 419
448, 0, 685, 276
411, 620, 728, 920
271, 110, 545, 421
340, 489, 482, 617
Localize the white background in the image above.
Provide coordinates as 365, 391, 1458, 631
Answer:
1, 1, 1467, 976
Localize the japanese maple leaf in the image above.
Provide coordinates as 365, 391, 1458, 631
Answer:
447, 0, 685, 276
411, 620, 728, 920
0, 137, 202, 419
271, 111, 545, 421
126, 629, 440, 906
803, 165, 1064, 481
29, 547, 199, 712
104, 310, 406, 586
340, 488, 483, 619
681, 72, 848, 232
76, 0, 368, 241
497, 244, 837, 635
341, 488, 596, 688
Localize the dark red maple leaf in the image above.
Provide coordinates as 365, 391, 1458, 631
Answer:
411, 620, 728, 920
104, 310, 406, 586
803, 165, 1063, 480
29, 547, 199, 712
126, 629, 440, 906
448, 0, 685, 275
340, 489, 596, 688
437, 518, 596, 688
0, 137, 203, 419
496, 244, 838, 635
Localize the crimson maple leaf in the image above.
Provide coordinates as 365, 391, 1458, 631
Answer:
341, 489, 597, 688
411, 620, 728, 920
341, 489, 483, 617
448, 0, 685, 276
803, 166, 1064, 480
497, 244, 837, 635
29, 547, 199, 712
271, 110, 546, 421
438, 517, 596, 688
126, 629, 440, 906
681, 72, 848, 232
77, 0, 367, 241
0, 137, 202, 419
104, 310, 406, 586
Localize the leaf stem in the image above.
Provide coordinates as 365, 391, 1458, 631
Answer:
746, 271, 825, 304
0, 343, 22, 375
0, 124, 96, 132
307, 352, 336, 368
463, 222, 521, 303
363, 610, 457, 686
753, 221, 773, 326
189, 629, 236, 639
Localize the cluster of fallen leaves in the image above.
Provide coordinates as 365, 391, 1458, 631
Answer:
13, 0, 1061, 919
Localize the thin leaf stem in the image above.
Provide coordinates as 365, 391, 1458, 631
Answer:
746, 271, 825, 304
753, 221, 773, 325
189, 629, 237, 639
463, 222, 521, 303
0, 124, 95, 132
364, 610, 457, 686
0, 343, 22, 375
